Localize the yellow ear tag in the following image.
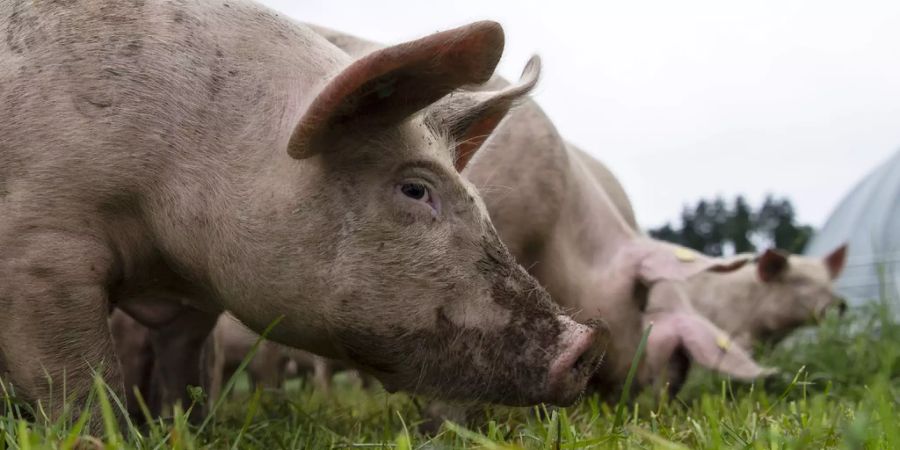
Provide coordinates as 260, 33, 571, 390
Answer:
716, 335, 732, 352
674, 246, 697, 262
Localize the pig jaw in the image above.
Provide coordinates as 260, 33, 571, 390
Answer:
329, 242, 605, 406
350, 314, 606, 407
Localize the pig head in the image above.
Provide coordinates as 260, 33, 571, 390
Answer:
687, 245, 849, 349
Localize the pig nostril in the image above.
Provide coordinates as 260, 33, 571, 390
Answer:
572, 354, 586, 373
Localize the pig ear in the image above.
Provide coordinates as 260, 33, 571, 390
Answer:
644, 282, 776, 380
634, 241, 751, 284
426, 56, 541, 172
824, 243, 848, 280
287, 21, 505, 159
645, 310, 777, 380
757, 248, 789, 282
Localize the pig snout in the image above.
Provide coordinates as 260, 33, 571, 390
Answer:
545, 316, 609, 405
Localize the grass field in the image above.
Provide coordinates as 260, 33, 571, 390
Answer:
2, 297, 898, 449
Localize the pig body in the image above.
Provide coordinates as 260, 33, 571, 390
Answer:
0, 0, 606, 426
685, 247, 848, 349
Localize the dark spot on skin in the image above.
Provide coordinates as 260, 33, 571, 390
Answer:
209, 74, 223, 99
172, 10, 185, 23
436, 306, 452, 328
103, 68, 121, 77
215, 49, 223, 58
121, 38, 142, 57
6, 8, 24, 54
227, 70, 237, 77
28, 266, 57, 280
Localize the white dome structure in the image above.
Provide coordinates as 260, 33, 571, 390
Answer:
806, 150, 900, 305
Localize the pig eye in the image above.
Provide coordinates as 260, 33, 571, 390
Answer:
400, 183, 429, 202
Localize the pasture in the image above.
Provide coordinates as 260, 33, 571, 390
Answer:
2, 297, 897, 449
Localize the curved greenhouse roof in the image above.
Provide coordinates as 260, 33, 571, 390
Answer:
806, 150, 900, 305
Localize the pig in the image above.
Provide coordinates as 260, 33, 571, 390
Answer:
571, 149, 849, 350
0, 0, 609, 429
685, 245, 849, 349
311, 26, 771, 398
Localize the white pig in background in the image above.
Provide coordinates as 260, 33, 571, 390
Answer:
573, 149, 849, 349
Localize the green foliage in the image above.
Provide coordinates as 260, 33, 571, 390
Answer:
2, 300, 898, 449
649, 195, 814, 256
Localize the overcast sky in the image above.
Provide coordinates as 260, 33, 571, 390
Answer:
262, 0, 900, 229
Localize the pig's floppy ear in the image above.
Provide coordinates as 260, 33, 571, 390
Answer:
426, 56, 541, 172
287, 21, 505, 159
634, 241, 751, 284
824, 243, 848, 280
644, 282, 776, 380
757, 248, 789, 282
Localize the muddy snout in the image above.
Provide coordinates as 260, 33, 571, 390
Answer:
545, 316, 609, 405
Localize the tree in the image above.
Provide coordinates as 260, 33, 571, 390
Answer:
648, 195, 813, 256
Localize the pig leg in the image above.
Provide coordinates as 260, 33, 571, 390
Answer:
0, 233, 122, 433
311, 355, 333, 395
109, 310, 155, 423
246, 341, 287, 390
146, 307, 218, 423
201, 325, 225, 404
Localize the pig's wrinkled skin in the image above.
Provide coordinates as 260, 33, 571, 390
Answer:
572, 149, 849, 350
312, 26, 771, 399
0, 0, 608, 426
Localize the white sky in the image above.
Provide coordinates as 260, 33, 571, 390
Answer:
262, 0, 900, 229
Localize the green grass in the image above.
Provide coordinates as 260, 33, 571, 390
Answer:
2, 298, 898, 449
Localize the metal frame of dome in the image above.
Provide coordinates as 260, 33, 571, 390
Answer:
806, 149, 900, 305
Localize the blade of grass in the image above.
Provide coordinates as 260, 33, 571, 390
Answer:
197, 315, 284, 434
229, 386, 262, 450
93, 374, 121, 447
612, 323, 652, 431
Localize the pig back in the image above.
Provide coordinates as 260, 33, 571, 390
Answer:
0, 0, 343, 205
